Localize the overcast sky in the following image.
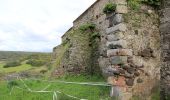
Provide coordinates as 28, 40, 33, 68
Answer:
0, 0, 96, 52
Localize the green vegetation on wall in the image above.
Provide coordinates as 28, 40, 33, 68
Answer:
103, 3, 117, 14
142, 0, 160, 6
127, 0, 160, 10
79, 23, 96, 31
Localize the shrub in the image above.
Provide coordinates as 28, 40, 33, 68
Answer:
3, 61, 21, 68
26, 59, 46, 67
7, 80, 19, 89
79, 23, 96, 31
103, 3, 117, 14
127, 0, 160, 10
40, 69, 48, 74
141, 0, 160, 6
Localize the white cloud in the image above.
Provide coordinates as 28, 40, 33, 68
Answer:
0, 0, 96, 52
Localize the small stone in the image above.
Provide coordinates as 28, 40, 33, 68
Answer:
126, 79, 134, 86
106, 40, 127, 49
140, 48, 153, 57
137, 78, 143, 83
148, 10, 153, 14
127, 68, 135, 74
119, 68, 125, 74
134, 71, 140, 77
127, 56, 133, 63
124, 72, 134, 78
122, 64, 131, 70
108, 44, 123, 49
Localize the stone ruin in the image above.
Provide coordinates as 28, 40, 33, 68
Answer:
52, 0, 170, 99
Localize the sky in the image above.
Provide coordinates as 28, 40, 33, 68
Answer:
0, 0, 96, 52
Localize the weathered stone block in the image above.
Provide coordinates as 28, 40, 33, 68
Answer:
113, 14, 123, 25
107, 49, 133, 57
106, 35, 119, 41
102, 66, 120, 76
116, 5, 128, 14
126, 79, 134, 86
139, 48, 153, 57
106, 23, 127, 34
106, 40, 127, 49
109, 56, 127, 65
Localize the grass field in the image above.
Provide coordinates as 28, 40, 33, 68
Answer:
0, 62, 32, 73
0, 74, 111, 100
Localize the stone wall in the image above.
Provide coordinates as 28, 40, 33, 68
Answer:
99, 2, 160, 100
53, 0, 161, 99
160, 0, 170, 99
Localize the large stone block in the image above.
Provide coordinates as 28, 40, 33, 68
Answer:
106, 40, 127, 49
107, 34, 120, 41
106, 23, 127, 34
109, 56, 127, 65
107, 49, 133, 57
113, 14, 123, 25
102, 66, 120, 76
106, 32, 124, 42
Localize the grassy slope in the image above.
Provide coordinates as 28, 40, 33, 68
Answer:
0, 75, 111, 100
0, 62, 32, 73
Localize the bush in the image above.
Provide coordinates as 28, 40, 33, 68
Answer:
142, 0, 160, 6
26, 59, 46, 67
7, 80, 19, 89
79, 23, 96, 31
40, 69, 48, 74
103, 3, 117, 14
127, 0, 160, 10
3, 61, 21, 68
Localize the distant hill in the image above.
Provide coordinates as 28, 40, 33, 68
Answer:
0, 51, 51, 61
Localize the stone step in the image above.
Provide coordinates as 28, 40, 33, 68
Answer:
109, 56, 127, 65
106, 23, 127, 34
106, 40, 127, 49
107, 49, 133, 57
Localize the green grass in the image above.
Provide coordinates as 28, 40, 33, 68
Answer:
0, 74, 111, 100
0, 63, 32, 73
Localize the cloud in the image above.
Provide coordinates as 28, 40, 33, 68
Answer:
0, 0, 96, 52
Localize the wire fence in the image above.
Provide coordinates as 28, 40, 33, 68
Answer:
2, 75, 113, 100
